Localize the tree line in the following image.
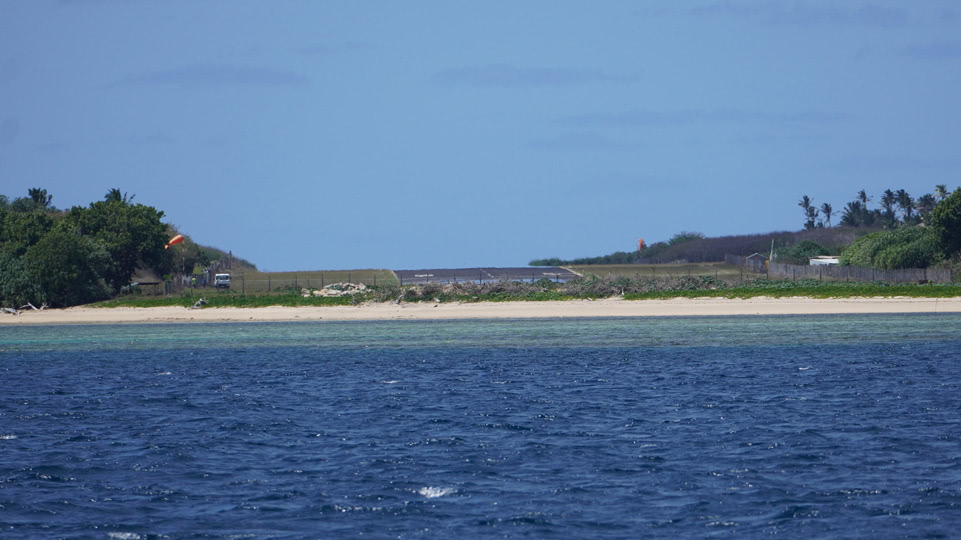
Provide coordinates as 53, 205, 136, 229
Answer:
0, 188, 204, 308
799, 185, 951, 230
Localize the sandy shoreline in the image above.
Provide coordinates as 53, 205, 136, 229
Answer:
1, 296, 960, 325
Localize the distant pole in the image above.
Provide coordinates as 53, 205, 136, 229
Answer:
348, 271, 351, 284
242, 275, 245, 296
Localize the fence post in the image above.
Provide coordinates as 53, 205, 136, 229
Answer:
268, 275, 271, 291
242, 275, 245, 296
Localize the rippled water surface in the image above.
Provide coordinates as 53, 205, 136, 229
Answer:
2, 314, 961, 539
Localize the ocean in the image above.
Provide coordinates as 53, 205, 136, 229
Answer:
2, 314, 960, 539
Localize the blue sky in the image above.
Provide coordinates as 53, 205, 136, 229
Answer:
2, 1, 959, 271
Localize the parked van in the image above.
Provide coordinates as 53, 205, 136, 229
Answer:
214, 273, 231, 289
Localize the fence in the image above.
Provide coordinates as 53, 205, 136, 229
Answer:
726, 254, 952, 283
724, 254, 768, 273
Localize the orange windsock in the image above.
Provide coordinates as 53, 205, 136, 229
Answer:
165, 234, 184, 250
638, 238, 644, 251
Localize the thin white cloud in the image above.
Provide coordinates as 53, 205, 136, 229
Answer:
432, 64, 637, 87
118, 64, 311, 87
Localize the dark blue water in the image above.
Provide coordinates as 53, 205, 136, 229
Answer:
2, 314, 961, 539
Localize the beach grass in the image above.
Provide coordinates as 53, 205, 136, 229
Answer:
94, 277, 961, 309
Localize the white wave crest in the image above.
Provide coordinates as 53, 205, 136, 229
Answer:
108, 533, 143, 540
0, 434, 17, 440
418, 486, 455, 498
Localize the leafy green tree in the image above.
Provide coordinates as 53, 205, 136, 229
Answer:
778, 240, 829, 264
0, 251, 42, 308
60, 200, 169, 291
0, 210, 54, 257
668, 231, 705, 245
840, 227, 941, 269
931, 188, 961, 257
24, 229, 113, 307
916, 193, 937, 223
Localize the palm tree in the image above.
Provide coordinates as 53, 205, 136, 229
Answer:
935, 184, 948, 202
858, 189, 871, 208
895, 189, 914, 222
840, 201, 863, 226
28, 188, 52, 209
104, 188, 135, 204
917, 193, 937, 223
798, 195, 818, 229
820, 202, 833, 227
881, 189, 897, 225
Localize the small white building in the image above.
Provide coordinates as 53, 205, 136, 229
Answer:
809, 256, 840, 266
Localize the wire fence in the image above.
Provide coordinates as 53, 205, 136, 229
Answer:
726, 254, 953, 283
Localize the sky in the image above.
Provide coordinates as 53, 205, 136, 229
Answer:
2, 1, 960, 271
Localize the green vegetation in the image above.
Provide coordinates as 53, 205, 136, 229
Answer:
931, 188, 961, 256
775, 240, 830, 264
97, 274, 961, 309
95, 291, 359, 308
0, 188, 172, 307
839, 227, 942, 270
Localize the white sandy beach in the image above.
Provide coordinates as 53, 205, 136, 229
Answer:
1, 296, 960, 325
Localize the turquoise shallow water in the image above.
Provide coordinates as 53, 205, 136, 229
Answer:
2, 314, 961, 538
2, 313, 960, 352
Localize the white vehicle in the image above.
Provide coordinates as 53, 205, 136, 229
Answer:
214, 273, 231, 289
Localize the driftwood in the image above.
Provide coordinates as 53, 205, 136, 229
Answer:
189, 298, 208, 310
1, 307, 19, 316
19, 302, 47, 311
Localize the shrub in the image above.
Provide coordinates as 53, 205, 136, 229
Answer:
840, 227, 941, 269
25, 230, 114, 307
777, 240, 829, 264
931, 188, 961, 256
0, 252, 42, 308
